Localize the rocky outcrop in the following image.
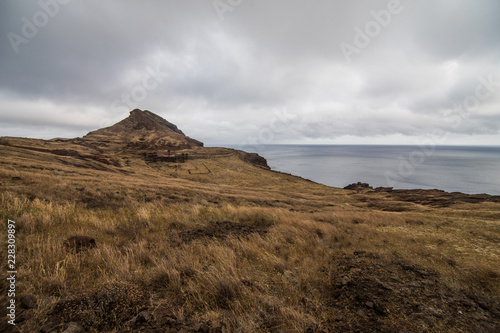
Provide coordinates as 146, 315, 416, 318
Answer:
237, 151, 270, 169
81, 109, 203, 151
344, 182, 372, 191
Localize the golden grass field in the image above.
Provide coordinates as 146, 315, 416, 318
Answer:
1, 136, 499, 332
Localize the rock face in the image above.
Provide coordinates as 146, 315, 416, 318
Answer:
237, 151, 270, 169
81, 109, 203, 151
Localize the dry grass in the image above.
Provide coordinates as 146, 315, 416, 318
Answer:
0, 139, 499, 332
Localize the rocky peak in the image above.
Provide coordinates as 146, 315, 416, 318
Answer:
81, 109, 203, 150
124, 109, 185, 135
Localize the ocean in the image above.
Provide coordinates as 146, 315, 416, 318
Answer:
224, 145, 500, 195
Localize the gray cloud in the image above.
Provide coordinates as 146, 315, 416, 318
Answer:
1, 0, 499, 145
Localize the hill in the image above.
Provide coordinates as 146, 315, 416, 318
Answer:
0, 110, 499, 332
80, 109, 203, 151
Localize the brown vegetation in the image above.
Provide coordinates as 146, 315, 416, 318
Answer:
0, 114, 499, 332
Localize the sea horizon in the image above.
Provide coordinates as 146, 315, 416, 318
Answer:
215, 144, 500, 196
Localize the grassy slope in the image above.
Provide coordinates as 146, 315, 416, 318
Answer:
0, 137, 499, 332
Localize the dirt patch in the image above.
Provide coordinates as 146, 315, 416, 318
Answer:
321, 252, 500, 332
117, 312, 222, 333
48, 282, 147, 332
174, 220, 270, 243
63, 235, 96, 253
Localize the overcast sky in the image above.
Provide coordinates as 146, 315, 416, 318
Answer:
1, 0, 499, 146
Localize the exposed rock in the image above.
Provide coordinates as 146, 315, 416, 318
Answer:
62, 322, 84, 333
341, 276, 351, 286
63, 236, 96, 252
135, 310, 151, 324
82, 109, 203, 151
388, 189, 500, 207
344, 182, 373, 191
373, 302, 390, 316
356, 309, 366, 317
20, 294, 37, 309
237, 151, 270, 169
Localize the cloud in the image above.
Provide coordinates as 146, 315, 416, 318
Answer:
0, 0, 499, 145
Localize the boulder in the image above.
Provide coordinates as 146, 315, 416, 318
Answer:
62, 322, 84, 333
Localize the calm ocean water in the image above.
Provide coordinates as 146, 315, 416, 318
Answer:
225, 145, 500, 195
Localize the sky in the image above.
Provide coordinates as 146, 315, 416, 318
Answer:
1, 0, 500, 146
